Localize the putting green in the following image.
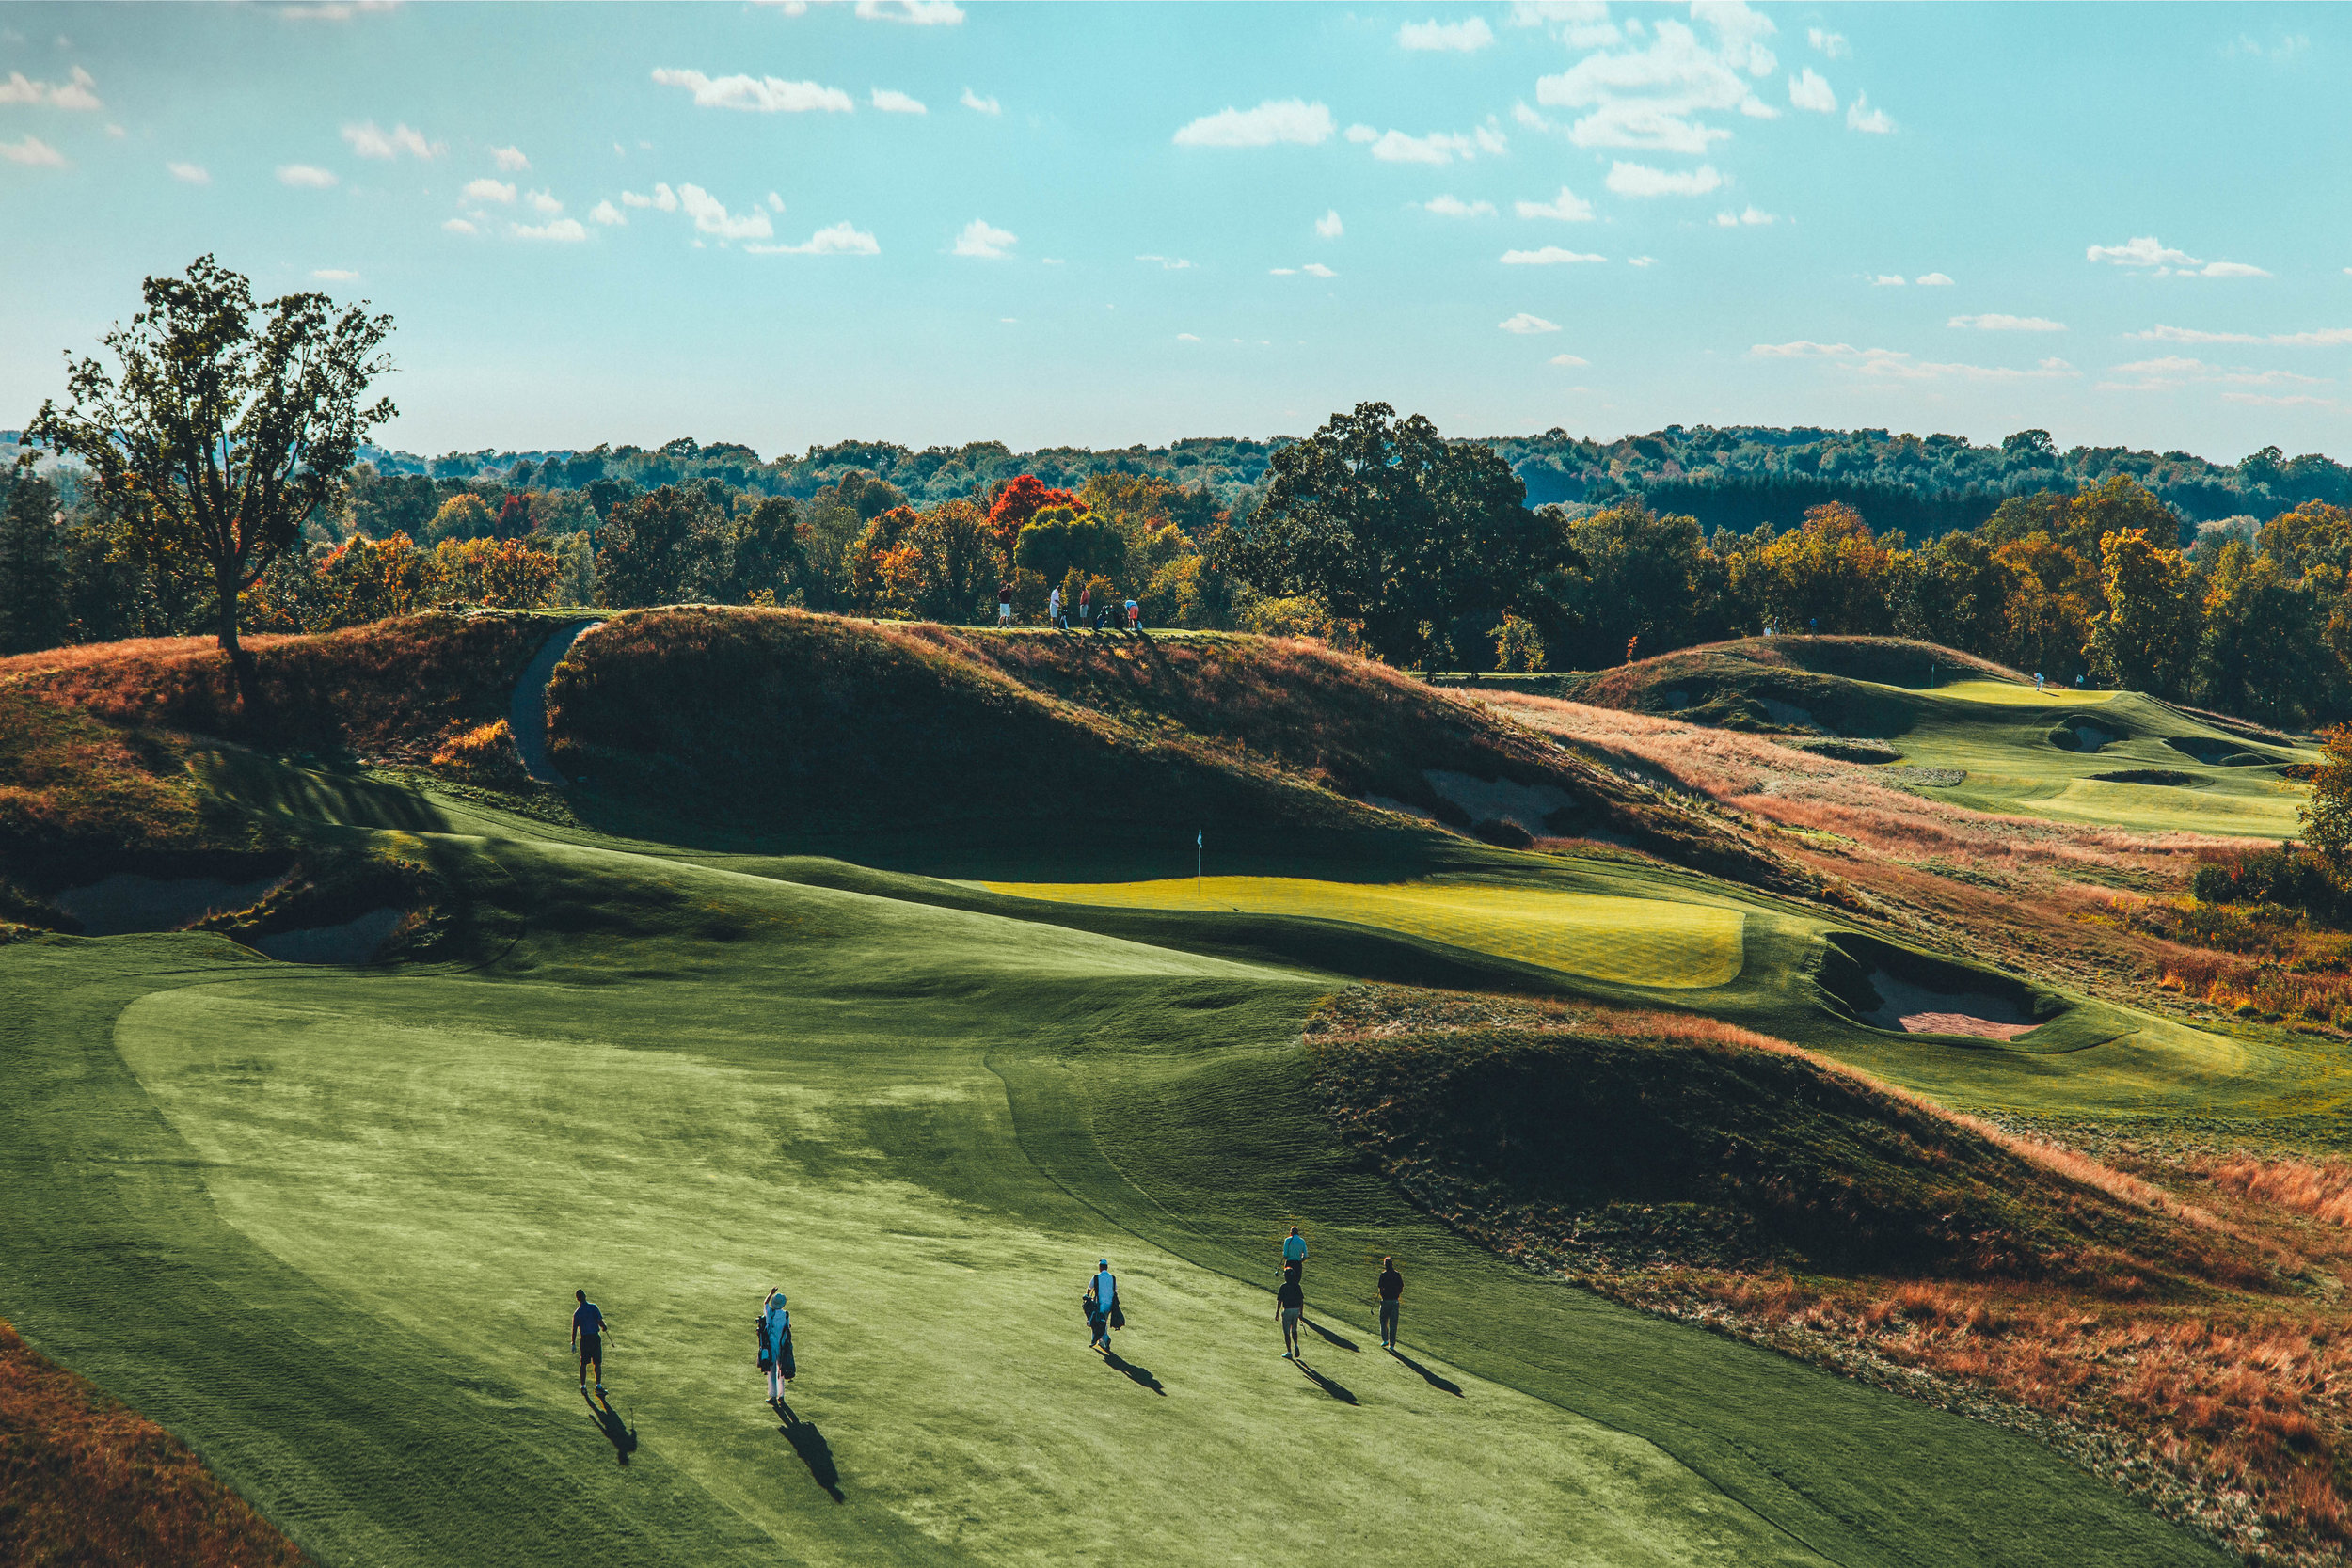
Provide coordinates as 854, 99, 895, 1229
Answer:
980, 877, 1745, 989
1929, 679, 2120, 706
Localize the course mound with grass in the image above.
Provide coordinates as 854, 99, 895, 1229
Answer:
1540, 636, 2025, 736
1306, 988, 2257, 1292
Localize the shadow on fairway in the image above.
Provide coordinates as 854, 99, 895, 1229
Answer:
1303, 1317, 1359, 1353
1390, 1349, 1463, 1397
774, 1400, 845, 1502
583, 1389, 638, 1465
1103, 1350, 1165, 1395
1295, 1361, 1358, 1405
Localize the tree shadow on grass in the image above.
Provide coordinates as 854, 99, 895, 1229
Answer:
1295, 1360, 1359, 1405
583, 1389, 639, 1465
774, 1398, 845, 1502
1390, 1348, 1464, 1397
1303, 1317, 1359, 1353
1103, 1349, 1165, 1395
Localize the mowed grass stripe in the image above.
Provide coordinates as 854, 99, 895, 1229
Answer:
982, 878, 1745, 989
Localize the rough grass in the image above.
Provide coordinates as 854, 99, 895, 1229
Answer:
1305, 985, 2352, 1568
0, 1319, 308, 1568
1546, 636, 2025, 733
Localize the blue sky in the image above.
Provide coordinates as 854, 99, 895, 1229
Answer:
4, 2, 2346, 462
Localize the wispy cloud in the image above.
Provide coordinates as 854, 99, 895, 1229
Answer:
1845, 93, 1895, 134
342, 120, 441, 159
2128, 323, 2352, 346
312, 268, 358, 280
1915, 272, 1954, 286
1515, 184, 1594, 220
1534, 11, 1779, 155
960, 87, 1000, 115
652, 69, 853, 113
0, 66, 101, 110
1808, 27, 1850, 57
1949, 313, 2065, 332
1788, 67, 1835, 113
525, 188, 563, 214
1549, 352, 1590, 366
492, 145, 530, 171
443, 216, 478, 235
1871, 274, 1906, 286
2098, 354, 2329, 393
1136, 254, 1196, 270
871, 87, 926, 114
278, 163, 339, 187
1502, 245, 1606, 265
1422, 194, 1496, 217
1752, 340, 2076, 381
854, 0, 964, 23
1315, 208, 1343, 239
2088, 235, 2267, 277
167, 160, 210, 184
1605, 160, 1722, 197
514, 217, 588, 242
1174, 99, 1333, 148
1500, 311, 1562, 333
678, 183, 772, 240
746, 221, 881, 255
462, 176, 516, 203
590, 198, 625, 226
1398, 16, 1493, 51
951, 217, 1016, 258
621, 183, 680, 212
1714, 205, 1774, 226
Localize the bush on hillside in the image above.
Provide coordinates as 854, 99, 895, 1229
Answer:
2193, 846, 2352, 927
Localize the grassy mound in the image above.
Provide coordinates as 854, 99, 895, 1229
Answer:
0, 1319, 307, 1568
1547, 637, 2022, 735
1306, 989, 2255, 1293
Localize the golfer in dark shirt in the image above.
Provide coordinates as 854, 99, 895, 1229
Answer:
1376, 1258, 1404, 1350
571, 1289, 609, 1394
1277, 1274, 1305, 1359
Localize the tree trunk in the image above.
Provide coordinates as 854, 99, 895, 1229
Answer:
216, 564, 261, 717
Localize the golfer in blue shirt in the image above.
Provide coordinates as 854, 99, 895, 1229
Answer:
571, 1289, 610, 1395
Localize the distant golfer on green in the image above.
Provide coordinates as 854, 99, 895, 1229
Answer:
1086, 1259, 1119, 1353
761, 1288, 795, 1403
1277, 1271, 1305, 1358
1376, 1257, 1404, 1350
1281, 1226, 1308, 1277
571, 1289, 609, 1395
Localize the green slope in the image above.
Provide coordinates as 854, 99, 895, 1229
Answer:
0, 821, 2233, 1568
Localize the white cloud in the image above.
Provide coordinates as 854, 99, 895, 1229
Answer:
1136, 254, 1196, 270
1915, 272, 1954, 286
1177, 332, 1200, 341
1511, 101, 1550, 130
1360, 128, 1481, 164
745, 221, 881, 255
677, 183, 773, 240
2128, 323, 2352, 347
1751, 340, 2077, 381
492, 145, 530, 171
526, 188, 563, 214
1345, 124, 1377, 144
621, 183, 679, 212
278, 1, 397, 19
1714, 204, 1774, 225
1398, 16, 1494, 51
1605, 160, 1722, 197
312, 268, 358, 280
1870, 274, 1905, 286
1788, 67, 1836, 113
855, 0, 964, 22
1549, 353, 1590, 366
2087, 236, 2266, 277
871, 87, 926, 114
342, 120, 441, 159
463, 177, 516, 203
1807, 27, 1849, 57
1535, 16, 1775, 154
1315, 208, 1343, 239
167, 160, 210, 184
278, 163, 339, 187
515, 217, 588, 242
0, 66, 101, 110
1950, 313, 2065, 332
1475, 119, 1509, 154
1845, 93, 1896, 134
1502, 245, 1606, 265
2222, 391, 2336, 408
652, 69, 854, 113
591, 199, 625, 226
1515, 184, 1594, 220
1302, 261, 1336, 277
1511, 2, 1622, 49
2198, 261, 2270, 278
960, 87, 1000, 115
1269, 267, 1296, 276
1500, 312, 1562, 333
951, 217, 1016, 258
2099, 355, 2330, 393
1422, 194, 1497, 217
1627, 254, 1655, 267
1173, 99, 1334, 148
767, 191, 784, 211
443, 216, 478, 234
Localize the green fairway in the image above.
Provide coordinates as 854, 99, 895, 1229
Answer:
0, 814, 2239, 1568
979, 876, 1746, 988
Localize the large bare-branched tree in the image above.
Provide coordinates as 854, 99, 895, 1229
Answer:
25, 254, 394, 697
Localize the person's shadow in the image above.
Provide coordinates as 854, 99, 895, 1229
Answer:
1303, 1318, 1359, 1353
1295, 1359, 1358, 1405
1389, 1348, 1464, 1396
774, 1398, 845, 1502
583, 1388, 639, 1465
1103, 1349, 1165, 1395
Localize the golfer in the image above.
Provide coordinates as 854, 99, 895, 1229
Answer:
1049, 583, 1063, 629
571, 1289, 609, 1395
762, 1288, 794, 1402
1124, 596, 1140, 632
1078, 585, 1091, 629
1282, 1226, 1309, 1277
1376, 1257, 1404, 1350
1087, 1259, 1118, 1353
1277, 1271, 1305, 1359
998, 580, 1014, 626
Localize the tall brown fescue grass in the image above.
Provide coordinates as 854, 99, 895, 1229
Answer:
0, 1319, 309, 1567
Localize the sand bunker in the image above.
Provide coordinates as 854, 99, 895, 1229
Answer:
55, 873, 285, 936
1863, 971, 2039, 1040
255, 907, 406, 965
1423, 770, 1576, 836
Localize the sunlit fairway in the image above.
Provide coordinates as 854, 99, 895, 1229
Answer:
1927, 678, 2122, 706
979, 877, 1746, 988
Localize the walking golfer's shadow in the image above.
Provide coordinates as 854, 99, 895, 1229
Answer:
1303, 1317, 1359, 1353
1103, 1349, 1165, 1395
583, 1389, 639, 1465
1390, 1349, 1464, 1397
775, 1398, 845, 1502
1295, 1359, 1359, 1405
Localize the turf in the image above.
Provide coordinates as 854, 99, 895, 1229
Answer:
0, 827, 2229, 1568
979, 876, 1746, 988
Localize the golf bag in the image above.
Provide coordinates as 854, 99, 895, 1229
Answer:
756, 1318, 771, 1372
777, 1331, 796, 1382
1109, 1302, 1126, 1331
